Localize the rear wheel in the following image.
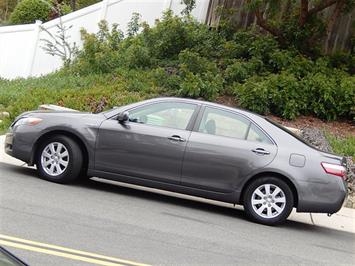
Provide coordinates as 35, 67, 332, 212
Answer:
36, 135, 83, 184
243, 177, 294, 225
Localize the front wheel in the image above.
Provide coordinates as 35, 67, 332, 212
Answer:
36, 135, 83, 184
243, 177, 294, 225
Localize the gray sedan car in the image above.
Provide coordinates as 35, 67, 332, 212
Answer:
5, 97, 347, 225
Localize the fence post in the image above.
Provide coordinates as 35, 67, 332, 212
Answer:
197, 0, 210, 23
99, 0, 110, 21
165, 0, 173, 10
26, 20, 42, 78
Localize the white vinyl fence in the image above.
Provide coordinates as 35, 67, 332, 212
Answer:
0, 0, 210, 80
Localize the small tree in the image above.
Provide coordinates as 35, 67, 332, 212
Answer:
9, 0, 51, 24
181, 0, 196, 16
245, 0, 354, 55
0, 0, 17, 23
40, 2, 77, 66
40, 22, 78, 67
127, 12, 141, 37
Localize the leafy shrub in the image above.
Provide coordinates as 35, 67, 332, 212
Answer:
77, 0, 100, 9
303, 73, 355, 120
235, 76, 272, 115
178, 49, 217, 74
72, 21, 123, 74
10, 0, 51, 24
67, 14, 354, 121
142, 11, 223, 61
123, 42, 152, 68
224, 60, 254, 83
236, 73, 305, 119
236, 71, 354, 120
328, 52, 355, 74
179, 71, 222, 100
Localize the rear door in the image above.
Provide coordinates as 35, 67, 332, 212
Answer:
95, 101, 199, 184
181, 106, 277, 193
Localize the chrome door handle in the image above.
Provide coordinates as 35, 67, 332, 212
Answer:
252, 148, 270, 155
168, 135, 186, 142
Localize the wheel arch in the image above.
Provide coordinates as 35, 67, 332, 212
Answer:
239, 172, 299, 208
31, 130, 89, 171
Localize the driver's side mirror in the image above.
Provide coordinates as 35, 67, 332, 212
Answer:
117, 111, 129, 123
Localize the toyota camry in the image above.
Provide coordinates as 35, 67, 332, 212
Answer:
4, 97, 348, 225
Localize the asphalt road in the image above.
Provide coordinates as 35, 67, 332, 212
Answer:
1, 162, 354, 266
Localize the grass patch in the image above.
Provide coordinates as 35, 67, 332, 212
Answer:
326, 133, 355, 159
0, 70, 161, 133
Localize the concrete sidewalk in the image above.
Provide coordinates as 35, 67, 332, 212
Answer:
1, 135, 354, 233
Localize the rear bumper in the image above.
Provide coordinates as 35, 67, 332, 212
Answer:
297, 177, 348, 214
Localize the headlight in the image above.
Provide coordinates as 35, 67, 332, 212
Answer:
13, 117, 43, 127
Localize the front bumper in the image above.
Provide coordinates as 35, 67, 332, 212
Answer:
4, 133, 14, 156
4, 127, 36, 165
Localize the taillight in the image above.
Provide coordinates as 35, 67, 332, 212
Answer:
321, 162, 346, 180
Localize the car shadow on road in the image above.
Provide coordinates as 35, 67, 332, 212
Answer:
79, 177, 249, 221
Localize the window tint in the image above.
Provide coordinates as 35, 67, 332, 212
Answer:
128, 102, 196, 130
247, 124, 272, 144
198, 107, 250, 139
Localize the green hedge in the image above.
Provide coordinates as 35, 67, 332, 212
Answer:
10, 0, 51, 24
69, 13, 353, 121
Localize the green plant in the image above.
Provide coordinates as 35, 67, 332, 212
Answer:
10, 0, 51, 24
234, 76, 271, 115
224, 60, 254, 84
236, 68, 354, 121
127, 12, 141, 37
181, 0, 196, 16
34, 15, 354, 122
0, 71, 159, 133
72, 20, 123, 74
302, 73, 355, 120
243, 0, 354, 55
326, 133, 355, 159
0, 0, 17, 23
40, 22, 78, 67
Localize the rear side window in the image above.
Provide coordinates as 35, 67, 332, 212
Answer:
198, 107, 250, 139
247, 124, 272, 144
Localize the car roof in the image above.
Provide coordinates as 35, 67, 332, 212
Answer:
143, 97, 264, 119
103, 97, 265, 122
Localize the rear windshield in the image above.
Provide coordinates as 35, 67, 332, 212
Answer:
264, 117, 318, 150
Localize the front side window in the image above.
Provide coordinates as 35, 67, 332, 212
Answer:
198, 107, 250, 139
128, 102, 197, 130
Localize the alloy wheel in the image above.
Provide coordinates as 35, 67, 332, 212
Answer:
251, 184, 286, 219
40, 142, 69, 176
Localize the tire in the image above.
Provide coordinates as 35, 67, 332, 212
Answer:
36, 135, 83, 184
243, 177, 294, 225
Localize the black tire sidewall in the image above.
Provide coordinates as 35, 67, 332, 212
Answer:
36, 135, 83, 184
244, 177, 294, 225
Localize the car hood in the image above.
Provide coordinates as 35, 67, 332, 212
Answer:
15, 110, 90, 119
12, 110, 96, 127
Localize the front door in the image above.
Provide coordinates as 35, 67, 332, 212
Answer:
95, 101, 199, 184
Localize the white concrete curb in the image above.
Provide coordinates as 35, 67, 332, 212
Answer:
1, 134, 354, 233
